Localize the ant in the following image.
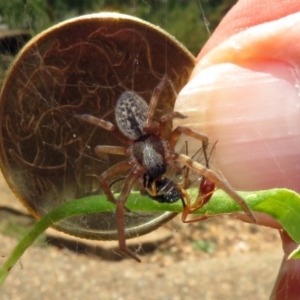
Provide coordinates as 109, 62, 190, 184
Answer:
78, 75, 256, 262
146, 175, 216, 221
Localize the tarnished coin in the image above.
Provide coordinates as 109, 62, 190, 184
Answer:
0, 13, 195, 240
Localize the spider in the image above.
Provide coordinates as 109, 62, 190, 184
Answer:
78, 75, 256, 262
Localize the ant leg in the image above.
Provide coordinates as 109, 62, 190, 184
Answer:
144, 178, 160, 197
181, 178, 216, 223
172, 152, 256, 223
178, 188, 216, 223
76, 114, 132, 145
115, 170, 141, 262
95, 161, 131, 206
144, 74, 168, 128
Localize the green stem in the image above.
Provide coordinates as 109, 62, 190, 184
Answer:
1, 188, 300, 285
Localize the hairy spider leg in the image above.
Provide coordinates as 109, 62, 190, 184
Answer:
95, 136, 146, 262
115, 170, 141, 262
92, 161, 131, 206
89, 156, 143, 259
78, 114, 132, 145
144, 74, 168, 128
95, 145, 128, 156
181, 142, 192, 189
171, 152, 256, 223
168, 126, 209, 151
166, 125, 215, 219
180, 141, 217, 222
181, 210, 220, 223
180, 140, 210, 189
158, 111, 187, 139
166, 125, 210, 185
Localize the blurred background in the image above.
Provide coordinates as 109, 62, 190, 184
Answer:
0, 0, 238, 86
0, 0, 237, 56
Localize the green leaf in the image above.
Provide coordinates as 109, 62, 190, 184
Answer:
1, 188, 300, 286
289, 245, 300, 260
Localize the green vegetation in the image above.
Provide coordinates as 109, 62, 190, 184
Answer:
0, 0, 236, 55
0, 210, 46, 246
1, 188, 300, 285
193, 239, 216, 253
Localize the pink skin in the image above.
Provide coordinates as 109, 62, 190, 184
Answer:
174, 0, 300, 299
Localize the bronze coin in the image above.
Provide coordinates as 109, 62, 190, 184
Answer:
0, 13, 195, 240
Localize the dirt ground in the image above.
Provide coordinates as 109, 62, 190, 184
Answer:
0, 172, 283, 300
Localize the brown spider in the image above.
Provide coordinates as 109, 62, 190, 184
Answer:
78, 75, 256, 262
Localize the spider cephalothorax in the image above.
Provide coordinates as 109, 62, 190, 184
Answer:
79, 75, 256, 262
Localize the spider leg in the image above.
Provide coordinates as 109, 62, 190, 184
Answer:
182, 211, 221, 223
168, 126, 209, 154
95, 145, 128, 156
167, 160, 182, 175
137, 175, 148, 196
144, 74, 168, 128
77, 114, 132, 145
171, 152, 256, 223
158, 111, 187, 139
95, 161, 132, 206
181, 141, 192, 189
115, 170, 141, 262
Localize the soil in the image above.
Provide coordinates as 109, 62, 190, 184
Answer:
0, 172, 283, 300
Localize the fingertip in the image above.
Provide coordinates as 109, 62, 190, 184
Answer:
175, 59, 300, 192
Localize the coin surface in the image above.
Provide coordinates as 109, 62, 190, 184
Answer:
0, 13, 195, 240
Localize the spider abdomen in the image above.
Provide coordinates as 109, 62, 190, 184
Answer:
115, 91, 149, 140
133, 134, 167, 179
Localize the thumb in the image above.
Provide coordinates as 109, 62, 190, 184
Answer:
175, 10, 300, 193
198, 0, 300, 59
